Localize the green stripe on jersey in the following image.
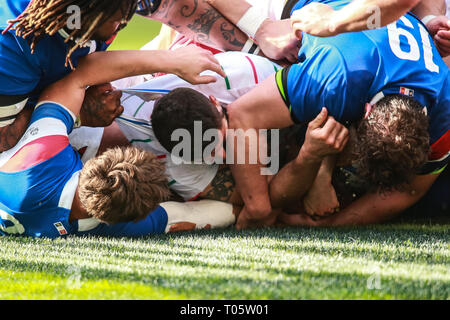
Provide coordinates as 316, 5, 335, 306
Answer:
430, 164, 448, 175
130, 138, 152, 144
276, 70, 287, 102
221, 66, 231, 90
133, 101, 146, 117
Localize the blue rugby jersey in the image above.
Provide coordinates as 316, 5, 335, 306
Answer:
0, 0, 110, 106
277, 0, 450, 174
0, 102, 168, 238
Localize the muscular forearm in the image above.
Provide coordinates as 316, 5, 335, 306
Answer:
334, 0, 420, 33
411, 0, 446, 19
314, 173, 439, 226
269, 149, 322, 208
207, 0, 252, 25
152, 0, 247, 51
73, 50, 184, 88
40, 50, 175, 116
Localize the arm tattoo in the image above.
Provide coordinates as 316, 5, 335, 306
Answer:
154, 0, 180, 19
187, 8, 222, 45
180, 0, 198, 17
154, 0, 246, 50
220, 22, 245, 48
200, 167, 236, 202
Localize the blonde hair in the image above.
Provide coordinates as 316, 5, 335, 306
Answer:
78, 146, 170, 224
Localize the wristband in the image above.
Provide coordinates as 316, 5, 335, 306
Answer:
236, 6, 268, 39
0, 98, 28, 127
421, 15, 437, 26
241, 38, 260, 54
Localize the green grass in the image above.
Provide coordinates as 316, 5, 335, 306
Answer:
108, 15, 162, 51
0, 224, 448, 300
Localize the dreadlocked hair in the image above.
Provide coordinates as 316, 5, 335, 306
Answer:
9, 0, 138, 69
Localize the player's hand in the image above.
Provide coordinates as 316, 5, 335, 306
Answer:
277, 212, 321, 227
303, 177, 340, 217
301, 108, 349, 162
168, 45, 227, 84
79, 83, 124, 127
254, 19, 301, 63
236, 207, 277, 230
426, 16, 450, 57
291, 3, 340, 38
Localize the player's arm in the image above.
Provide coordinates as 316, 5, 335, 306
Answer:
280, 172, 440, 226
150, 0, 247, 51
269, 109, 348, 209
227, 75, 294, 229
0, 106, 33, 152
206, 0, 300, 62
411, 0, 446, 18
291, 0, 420, 37
412, 0, 450, 57
39, 47, 225, 117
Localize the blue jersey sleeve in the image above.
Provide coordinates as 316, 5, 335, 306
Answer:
0, 31, 42, 96
31, 102, 76, 134
77, 206, 169, 238
276, 45, 355, 124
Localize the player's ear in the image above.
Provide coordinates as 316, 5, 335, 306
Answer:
209, 95, 221, 108
364, 103, 374, 119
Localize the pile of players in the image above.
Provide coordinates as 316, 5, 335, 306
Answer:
0, 0, 448, 238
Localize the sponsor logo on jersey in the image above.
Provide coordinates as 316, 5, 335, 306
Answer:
54, 222, 68, 235
400, 87, 414, 97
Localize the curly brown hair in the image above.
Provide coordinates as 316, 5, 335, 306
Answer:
353, 94, 430, 192
78, 146, 170, 224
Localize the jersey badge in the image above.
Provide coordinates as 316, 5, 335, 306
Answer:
54, 222, 68, 236
400, 87, 414, 97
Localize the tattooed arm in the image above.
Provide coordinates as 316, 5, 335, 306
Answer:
199, 165, 243, 205
207, 0, 300, 62
0, 106, 33, 153
151, 0, 247, 51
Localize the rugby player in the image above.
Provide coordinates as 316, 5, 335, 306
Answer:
225, 0, 449, 229
69, 51, 281, 202
0, 0, 224, 153
136, 0, 301, 63
291, 0, 450, 56
0, 50, 235, 239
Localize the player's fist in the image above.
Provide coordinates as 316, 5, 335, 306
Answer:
79, 83, 124, 128
301, 108, 349, 162
426, 16, 450, 57
254, 19, 301, 63
291, 3, 339, 38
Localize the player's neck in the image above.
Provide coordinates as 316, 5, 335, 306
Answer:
69, 186, 91, 222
